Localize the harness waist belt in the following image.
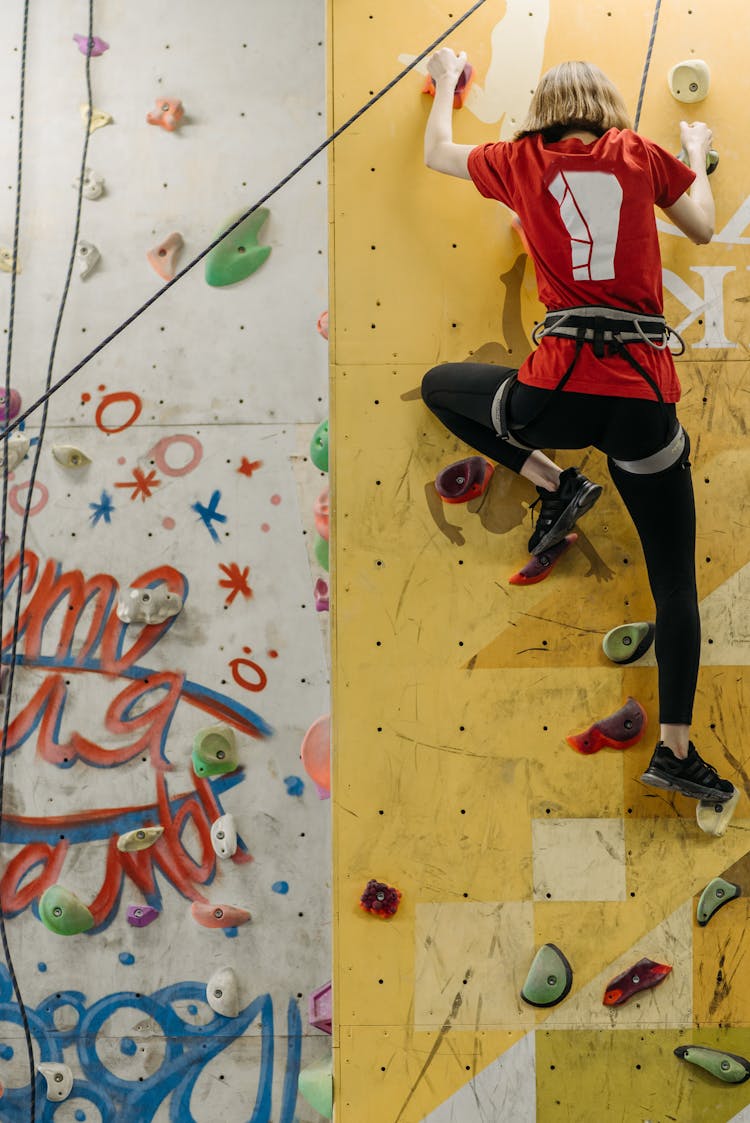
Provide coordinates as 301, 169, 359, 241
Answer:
532, 305, 682, 355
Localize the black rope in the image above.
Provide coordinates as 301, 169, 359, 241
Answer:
634, 0, 662, 130
2, 0, 489, 439
0, 3, 96, 1118
0, 2, 38, 1115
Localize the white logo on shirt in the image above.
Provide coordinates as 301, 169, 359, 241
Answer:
548, 170, 623, 281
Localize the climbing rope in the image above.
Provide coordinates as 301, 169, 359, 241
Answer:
0, 2, 97, 1116
634, 0, 663, 130
2, 0, 490, 439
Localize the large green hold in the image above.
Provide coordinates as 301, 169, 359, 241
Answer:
696, 878, 740, 927
674, 1045, 750, 1083
310, 420, 329, 473
314, 534, 329, 572
602, 621, 655, 664
298, 1055, 333, 1118
192, 724, 239, 777
39, 885, 95, 936
205, 208, 271, 287
521, 943, 573, 1007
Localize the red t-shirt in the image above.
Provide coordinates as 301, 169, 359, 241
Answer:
468, 129, 695, 401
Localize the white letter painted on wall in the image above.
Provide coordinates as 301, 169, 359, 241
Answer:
662, 266, 735, 348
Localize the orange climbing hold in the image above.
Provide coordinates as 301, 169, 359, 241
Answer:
147, 97, 184, 131
301, 714, 330, 798
422, 62, 474, 108
147, 232, 184, 280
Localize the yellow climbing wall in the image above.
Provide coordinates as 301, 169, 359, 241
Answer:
330, 1, 750, 1120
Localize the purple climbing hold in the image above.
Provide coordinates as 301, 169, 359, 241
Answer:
434, 456, 493, 503
126, 904, 160, 928
73, 33, 109, 57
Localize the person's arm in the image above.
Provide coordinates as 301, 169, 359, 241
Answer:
661, 120, 715, 244
423, 48, 475, 179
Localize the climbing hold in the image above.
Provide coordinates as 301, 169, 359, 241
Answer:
521, 944, 573, 1007
509, 533, 577, 586
0, 433, 29, 471
317, 310, 329, 340
697, 787, 740, 837
73, 33, 109, 56
76, 240, 100, 279
300, 714, 330, 798
126, 904, 160, 928
314, 487, 330, 541
678, 147, 719, 175
116, 826, 164, 853
206, 966, 240, 1018
0, 389, 21, 424
210, 813, 238, 859
314, 534, 329, 572
696, 878, 741, 926
314, 578, 329, 612
51, 444, 91, 468
192, 724, 239, 778
434, 456, 494, 503
359, 879, 402, 919
204, 209, 271, 287
298, 1056, 333, 1119
602, 957, 672, 1006
0, 247, 20, 274
310, 420, 329, 472
38, 1062, 73, 1102
116, 584, 183, 625
422, 61, 475, 108
80, 104, 113, 132
191, 901, 251, 929
74, 167, 105, 199
309, 981, 333, 1034
602, 621, 655, 664
146, 97, 185, 131
668, 59, 710, 103
39, 886, 95, 936
674, 1045, 750, 1083
147, 232, 184, 281
566, 696, 647, 755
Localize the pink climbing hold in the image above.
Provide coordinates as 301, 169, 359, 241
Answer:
309, 981, 333, 1034
566, 696, 648, 755
0, 389, 21, 424
301, 714, 330, 799
314, 487, 329, 541
147, 97, 184, 131
314, 578, 329, 612
191, 901, 252, 929
317, 311, 329, 340
147, 232, 184, 281
73, 33, 109, 56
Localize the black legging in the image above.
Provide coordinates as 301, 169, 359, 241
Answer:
422, 362, 699, 724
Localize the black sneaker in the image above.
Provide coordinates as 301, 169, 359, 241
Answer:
640, 741, 735, 802
528, 467, 602, 556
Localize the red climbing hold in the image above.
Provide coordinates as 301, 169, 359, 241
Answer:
422, 62, 475, 108
434, 456, 493, 503
566, 696, 648, 755
359, 879, 402, 919
509, 533, 577, 586
603, 957, 672, 1006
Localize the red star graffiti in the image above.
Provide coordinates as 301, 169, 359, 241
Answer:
218, 562, 253, 606
115, 467, 161, 502
238, 458, 263, 477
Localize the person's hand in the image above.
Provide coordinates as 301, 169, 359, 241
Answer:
680, 120, 713, 160
427, 48, 467, 88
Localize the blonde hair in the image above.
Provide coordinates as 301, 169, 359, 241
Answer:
515, 61, 632, 140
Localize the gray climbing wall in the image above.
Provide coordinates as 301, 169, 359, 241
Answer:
0, 2, 331, 1119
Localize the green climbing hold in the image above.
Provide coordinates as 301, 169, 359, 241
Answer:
192, 724, 239, 777
205, 208, 271, 287
39, 886, 95, 936
310, 420, 329, 473
674, 1044, 750, 1083
602, 621, 655, 665
298, 1055, 333, 1118
697, 877, 740, 927
520, 943, 573, 1007
314, 534, 329, 572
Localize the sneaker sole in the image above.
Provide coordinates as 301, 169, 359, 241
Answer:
640, 767, 735, 803
530, 481, 603, 557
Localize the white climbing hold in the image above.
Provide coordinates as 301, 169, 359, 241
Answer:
77, 240, 100, 279
206, 966, 240, 1018
51, 444, 91, 468
38, 1062, 73, 1102
210, 813, 238, 859
0, 434, 29, 472
116, 584, 183, 625
117, 826, 164, 853
75, 167, 105, 199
